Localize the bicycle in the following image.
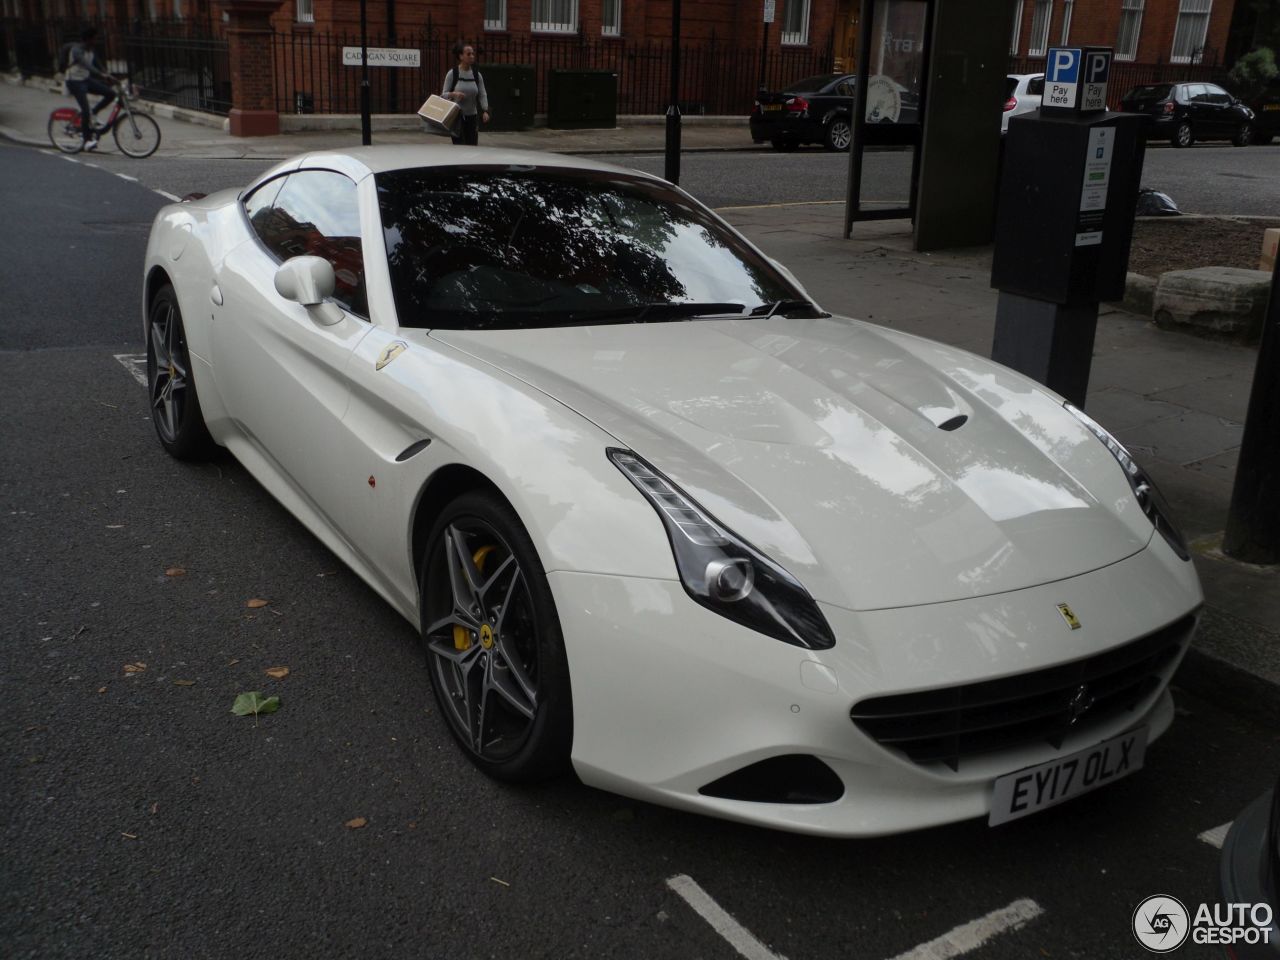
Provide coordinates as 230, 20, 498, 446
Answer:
48, 81, 162, 158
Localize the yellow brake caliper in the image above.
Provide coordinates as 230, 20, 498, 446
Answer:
453, 545, 497, 651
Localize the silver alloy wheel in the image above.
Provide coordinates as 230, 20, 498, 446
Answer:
147, 296, 189, 445
827, 118, 853, 151
1174, 121, 1193, 147
1233, 122, 1252, 146
425, 521, 541, 761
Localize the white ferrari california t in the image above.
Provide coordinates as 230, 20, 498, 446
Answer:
142, 145, 1201, 836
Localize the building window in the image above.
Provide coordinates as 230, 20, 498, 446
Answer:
296, 0, 314, 23
1028, 0, 1052, 56
1171, 0, 1213, 63
532, 0, 578, 33
484, 0, 507, 31
1060, 0, 1073, 44
1009, 0, 1024, 55
781, 0, 811, 45
601, 0, 620, 36
1116, 0, 1144, 61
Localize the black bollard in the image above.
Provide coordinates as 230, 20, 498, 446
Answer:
1223, 257, 1280, 564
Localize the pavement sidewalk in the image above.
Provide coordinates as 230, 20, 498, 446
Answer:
4, 73, 1276, 724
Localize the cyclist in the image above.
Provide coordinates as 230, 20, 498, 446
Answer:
65, 27, 117, 151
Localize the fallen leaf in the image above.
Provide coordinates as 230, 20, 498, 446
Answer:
345, 817, 367, 829
97, 686, 107, 694
121, 832, 137, 840
230, 691, 280, 718
165, 567, 186, 577
226, 658, 240, 667
246, 598, 269, 609
264, 666, 289, 679
173, 679, 195, 687
123, 662, 147, 675
150, 802, 158, 815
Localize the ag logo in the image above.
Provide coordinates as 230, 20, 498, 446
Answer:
1133, 895, 1190, 952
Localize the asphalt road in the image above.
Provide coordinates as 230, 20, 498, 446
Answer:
3, 139, 1279, 960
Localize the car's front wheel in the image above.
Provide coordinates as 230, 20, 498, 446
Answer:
147, 284, 215, 460
1172, 121, 1194, 148
824, 117, 853, 151
420, 491, 573, 783
1231, 121, 1253, 147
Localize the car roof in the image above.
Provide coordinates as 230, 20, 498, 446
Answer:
1008, 72, 1044, 80
243, 145, 660, 194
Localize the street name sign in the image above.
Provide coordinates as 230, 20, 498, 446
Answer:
342, 47, 421, 68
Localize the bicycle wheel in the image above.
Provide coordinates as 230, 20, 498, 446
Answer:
47, 110, 84, 154
112, 111, 161, 158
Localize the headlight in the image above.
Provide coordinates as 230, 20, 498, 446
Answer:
1064, 403, 1190, 560
609, 449, 836, 649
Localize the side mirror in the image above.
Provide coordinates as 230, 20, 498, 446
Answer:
274, 255, 335, 306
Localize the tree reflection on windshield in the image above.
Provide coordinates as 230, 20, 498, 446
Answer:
377, 165, 800, 330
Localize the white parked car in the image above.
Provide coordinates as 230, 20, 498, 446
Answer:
143, 146, 1201, 836
1004, 73, 1045, 133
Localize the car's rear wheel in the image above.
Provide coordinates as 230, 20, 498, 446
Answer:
1231, 121, 1253, 147
1172, 121, 1194, 148
824, 117, 853, 151
420, 491, 572, 783
147, 284, 216, 460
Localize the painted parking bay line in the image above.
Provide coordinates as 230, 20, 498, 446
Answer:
116, 353, 147, 387
666, 874, 787, 960
885, 899, 1045, 960
1198, 821, 1232, 849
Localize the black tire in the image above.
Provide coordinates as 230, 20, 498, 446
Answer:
419, 490, 573, 783
113, 111, 161, 158
1231, 121, 1253, 147
1172, 121, 1194, 148
47, 112, 84, 154
769, 138, 786, 151
824, 116, 853, 151
147, 284, 216, 460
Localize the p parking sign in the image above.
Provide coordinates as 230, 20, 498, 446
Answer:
1044, 47, 1112, 115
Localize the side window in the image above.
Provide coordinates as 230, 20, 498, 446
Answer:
1204, 84, 1230, 104
243, 176, 286, 231
1175, 84, 1193, 103
836, 81, 854, 97
1028, 76, 1045, 96
251, 170, 367, 318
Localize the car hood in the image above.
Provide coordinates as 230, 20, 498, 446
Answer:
431, 317, 1150, 611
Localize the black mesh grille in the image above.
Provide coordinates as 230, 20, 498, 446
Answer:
850, 613, 1196, 772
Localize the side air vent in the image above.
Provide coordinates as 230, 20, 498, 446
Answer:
395, 439, 433, 462
699, 755, 844, 804
938, 414, 968, 431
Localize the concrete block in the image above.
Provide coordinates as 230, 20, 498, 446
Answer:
1152, 266, 1272, 342
1118, 271, 1156, 317
1262, 227, 1279, 272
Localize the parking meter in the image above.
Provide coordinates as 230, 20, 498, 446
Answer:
990, 47, 1146, 407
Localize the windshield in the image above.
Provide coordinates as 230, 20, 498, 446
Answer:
784, 75, 839, 94
377, 165, 812, 330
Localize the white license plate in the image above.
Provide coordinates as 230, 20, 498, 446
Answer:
989, 727, 1148, 826
763, 103, 783, 112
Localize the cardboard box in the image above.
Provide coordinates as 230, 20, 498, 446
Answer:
1261, 227, 1279, 273
418, 95, 460, 136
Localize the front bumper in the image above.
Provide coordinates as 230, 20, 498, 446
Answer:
551, 540, 1201, 836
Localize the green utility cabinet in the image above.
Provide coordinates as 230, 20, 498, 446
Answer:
478, 64, 535, 131
547, 69, 618, 129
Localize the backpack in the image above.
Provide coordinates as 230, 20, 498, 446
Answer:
446, 68, 483, 93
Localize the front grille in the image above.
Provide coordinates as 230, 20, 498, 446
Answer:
850, 613, 1196, 772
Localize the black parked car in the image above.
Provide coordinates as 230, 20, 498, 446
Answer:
1219, 775, 1279, 958
749, 73, 918, 152
1120, 81, 1258, 147
1244, 77, 1280, 145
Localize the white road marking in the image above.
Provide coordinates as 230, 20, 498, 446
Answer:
115, 172, 138, 182
1198, 821, 1232, 849
155, 189, 181, 202
115, 353, 147, 387
885, 898, 1045, 960
666, 874, 787, 960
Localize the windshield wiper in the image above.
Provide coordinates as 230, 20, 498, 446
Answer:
566, 302, 746, 325
748, 298, 826, 319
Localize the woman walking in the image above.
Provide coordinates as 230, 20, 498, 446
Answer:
442, 43, 490, 145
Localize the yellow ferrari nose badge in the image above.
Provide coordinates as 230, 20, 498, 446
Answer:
480, 624, 495, 649
1057, 603, 1081, 630
376, 340, 408, 371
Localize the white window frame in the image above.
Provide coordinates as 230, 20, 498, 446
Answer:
1116, 0, 1144, 61
781, 0, 811, 46
1009, 0, 1025, 55
484, 0, 507, 31
532, 0, 579, 34
601, 0, 621, 37
1060, 0, 1073, 44
296, 0, 314, 23
1028, 0, 1052, 57
1170, 0, 1213, 64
